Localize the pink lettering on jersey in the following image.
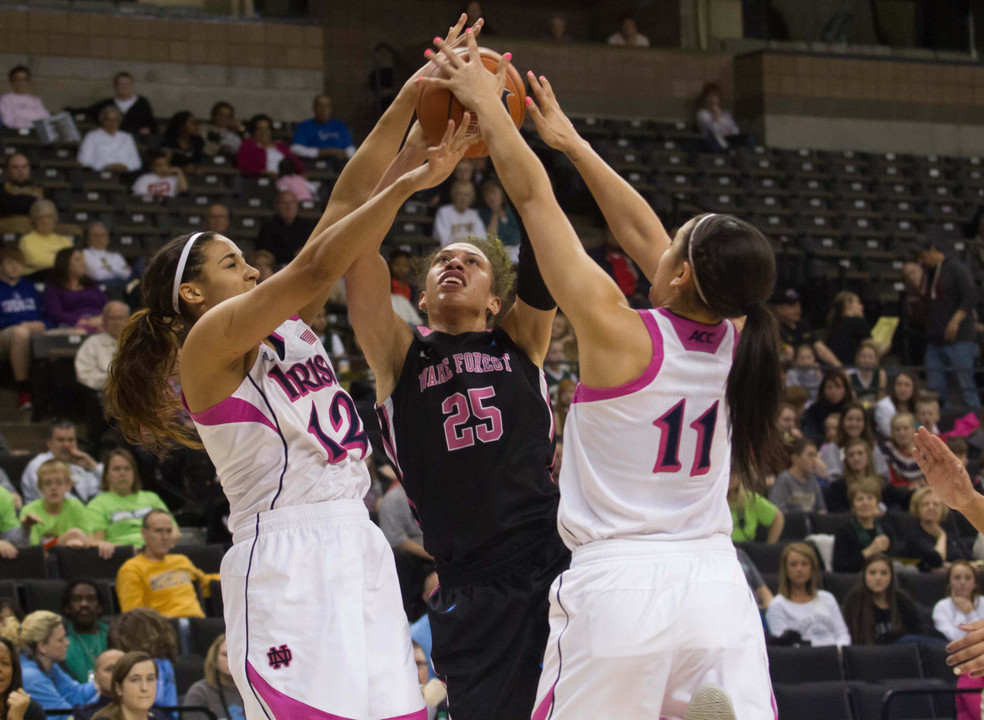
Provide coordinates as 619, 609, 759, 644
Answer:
418, 358, 454, 391
451, 352, 512, 377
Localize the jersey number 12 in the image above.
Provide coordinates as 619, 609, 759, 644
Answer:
653, 399, 719, 476
441, 387, 503, 452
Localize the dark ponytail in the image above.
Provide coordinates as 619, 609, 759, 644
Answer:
683, 214, 783, 493
105, 232, 214, 455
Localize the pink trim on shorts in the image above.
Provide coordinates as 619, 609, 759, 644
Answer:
188, 396, 276, 433
531, 682, 557, 720
246, 662, 425, 720
572, 309, 663, 404
658, 308, 727, 354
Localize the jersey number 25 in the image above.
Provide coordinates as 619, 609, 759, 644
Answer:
441, 387, 503, 452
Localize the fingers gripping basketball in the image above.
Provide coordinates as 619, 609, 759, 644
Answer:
416, 47, 526, 158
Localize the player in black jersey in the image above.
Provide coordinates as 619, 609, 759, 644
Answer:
342, 80, 570, 720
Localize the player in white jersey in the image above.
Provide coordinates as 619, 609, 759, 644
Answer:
426, 35, 785, 720
105, 31, 476, 718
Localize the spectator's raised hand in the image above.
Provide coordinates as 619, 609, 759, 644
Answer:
7, 689, 31, 720
913, 427, 978, 513
0, 540, 17, 559
93, 539, 116, 560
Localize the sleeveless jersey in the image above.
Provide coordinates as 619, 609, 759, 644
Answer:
377, 325, 558, 567
558, 308, 739, 548
188, 316, 370, 538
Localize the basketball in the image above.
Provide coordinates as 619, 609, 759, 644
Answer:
416, 46, 526, 158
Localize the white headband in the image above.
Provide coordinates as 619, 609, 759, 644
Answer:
688, 214, 715, 306
172, 232, 205, 314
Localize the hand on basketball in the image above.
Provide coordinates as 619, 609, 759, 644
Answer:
912, 426, 978, 513
409, 114, 474, 190
424, 32, 512, 113
525, 72, 579, 153
403, 13, 485, 94
947, 618, 984, 677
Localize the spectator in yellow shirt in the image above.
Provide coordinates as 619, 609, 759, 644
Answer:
18, 200, 73, 277
115, 510, 218, 618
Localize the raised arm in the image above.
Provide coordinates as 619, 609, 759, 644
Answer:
424, 36, 650, 388
524, 73, 670, 280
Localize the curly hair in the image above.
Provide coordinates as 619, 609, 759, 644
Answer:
107, 608, 177, 661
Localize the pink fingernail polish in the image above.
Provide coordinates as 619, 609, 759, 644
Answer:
465, 27, 472, 33
504, 53, 512, 61
433, 36, 442, 44
424, 49, 433, 57
539, 75, 546, 81
525, 97, 532, 106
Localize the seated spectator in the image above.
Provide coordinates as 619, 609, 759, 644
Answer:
545, 12, 573, 42
880, 411, 924, 508
77, 107, 142, 173
785, 344, 822, 402
206, 203, 231, 236
874, 370, 919, 439
0, 601, 23, 624
61, 580, 109, 683
902, 486, 968, 572
82, 224, 130, 286
461, 0, 489, 33
18, 199, 72, 277
251, 250, 275, 283
770, 437, 828, 514
587, 226, 650, 307
933, 560, 984, 641
290, 95, 356, 164
729, 473, 784, 543
182, 634, 244, 720
115, 510, 218, 618
19, 460, 111, 551
607, 14, 649, 46
378, 465, 433, 613
105, 610, 177, 708
0, 246, 46, 409
544, 338, 577, 403
0, 628, 45, 720
236, 114, 303, 179
255, 190, 314, 267
696, 83, 751, 153
415, 640, 446, 717
771, 288, 839, 367
820, 401, 889, 480
16, 420, 102, 504
130, 151, 186, 199
478, 178, 520, 262
800, 368, 855, 443
0, 484, 31, 552
275, 156, 317, 202
827, 291, 883, 366
766, 542, 851, 646
199, 101, 243, 157
90, 650, 168, 720
0, 67, 48, 130
824, 438, 881, 513
6, 610, 98, 710
0, 154, 43, 233
848, 340, 886, 407
777, 401, 803, 444
88, 73, 156, 139
42, 248, 108, 333
916, 396, 941, 435
433, 181, 486, 247
410, 571, 439, 680
832, 476, 896, 573
87, 449, 169, 548
73, 649, 123, 720
841, 553, 923, 644
159, 112, 203, 172
388, 249, 414, 302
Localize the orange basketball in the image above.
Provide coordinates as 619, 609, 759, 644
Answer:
416, 46, 526, 158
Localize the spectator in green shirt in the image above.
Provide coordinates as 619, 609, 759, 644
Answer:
61, 580, 108, 684
728, 473, 785, 544
87, 450, 169, 548
19, 460, 113, 556
0, 485, 33, 557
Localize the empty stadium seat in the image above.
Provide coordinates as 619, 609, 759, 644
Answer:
772, 681, 854, 720
842, 644, 924, 682
0, 546, 47, 580
173, 653, 205, 696
187, 616, 226, 655
768, 646, 844, 685
49, 545, 135, 580
736, 542, 786, 574
172, 544, 225, 574
897, 572, 948, 608
820, 572, 858, 605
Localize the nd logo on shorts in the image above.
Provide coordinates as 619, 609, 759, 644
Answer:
266, 644, 293, 669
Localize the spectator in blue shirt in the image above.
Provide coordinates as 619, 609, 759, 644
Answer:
9, 611, 98, 711
290, 95, 355, 168
0, 246, 47, 410
410, 571, 438, 681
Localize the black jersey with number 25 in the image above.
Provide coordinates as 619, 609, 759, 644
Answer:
376, 325, 559, 567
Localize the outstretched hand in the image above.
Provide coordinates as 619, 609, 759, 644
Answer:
409, 115, 475, 190
912, 426, 978, 512
946, 618, 984, 677
422, 31, 512, 113
401, 14, 485, 96
525, 72, 579, 153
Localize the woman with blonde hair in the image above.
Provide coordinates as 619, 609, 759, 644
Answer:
106, 610, 176, 709
91, 651, 167, 720
901, 486, 969, 572
181, 634, 243, 720
2, 611, 97, 710
766, 542, 852, 646
17, 199, 72, 277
